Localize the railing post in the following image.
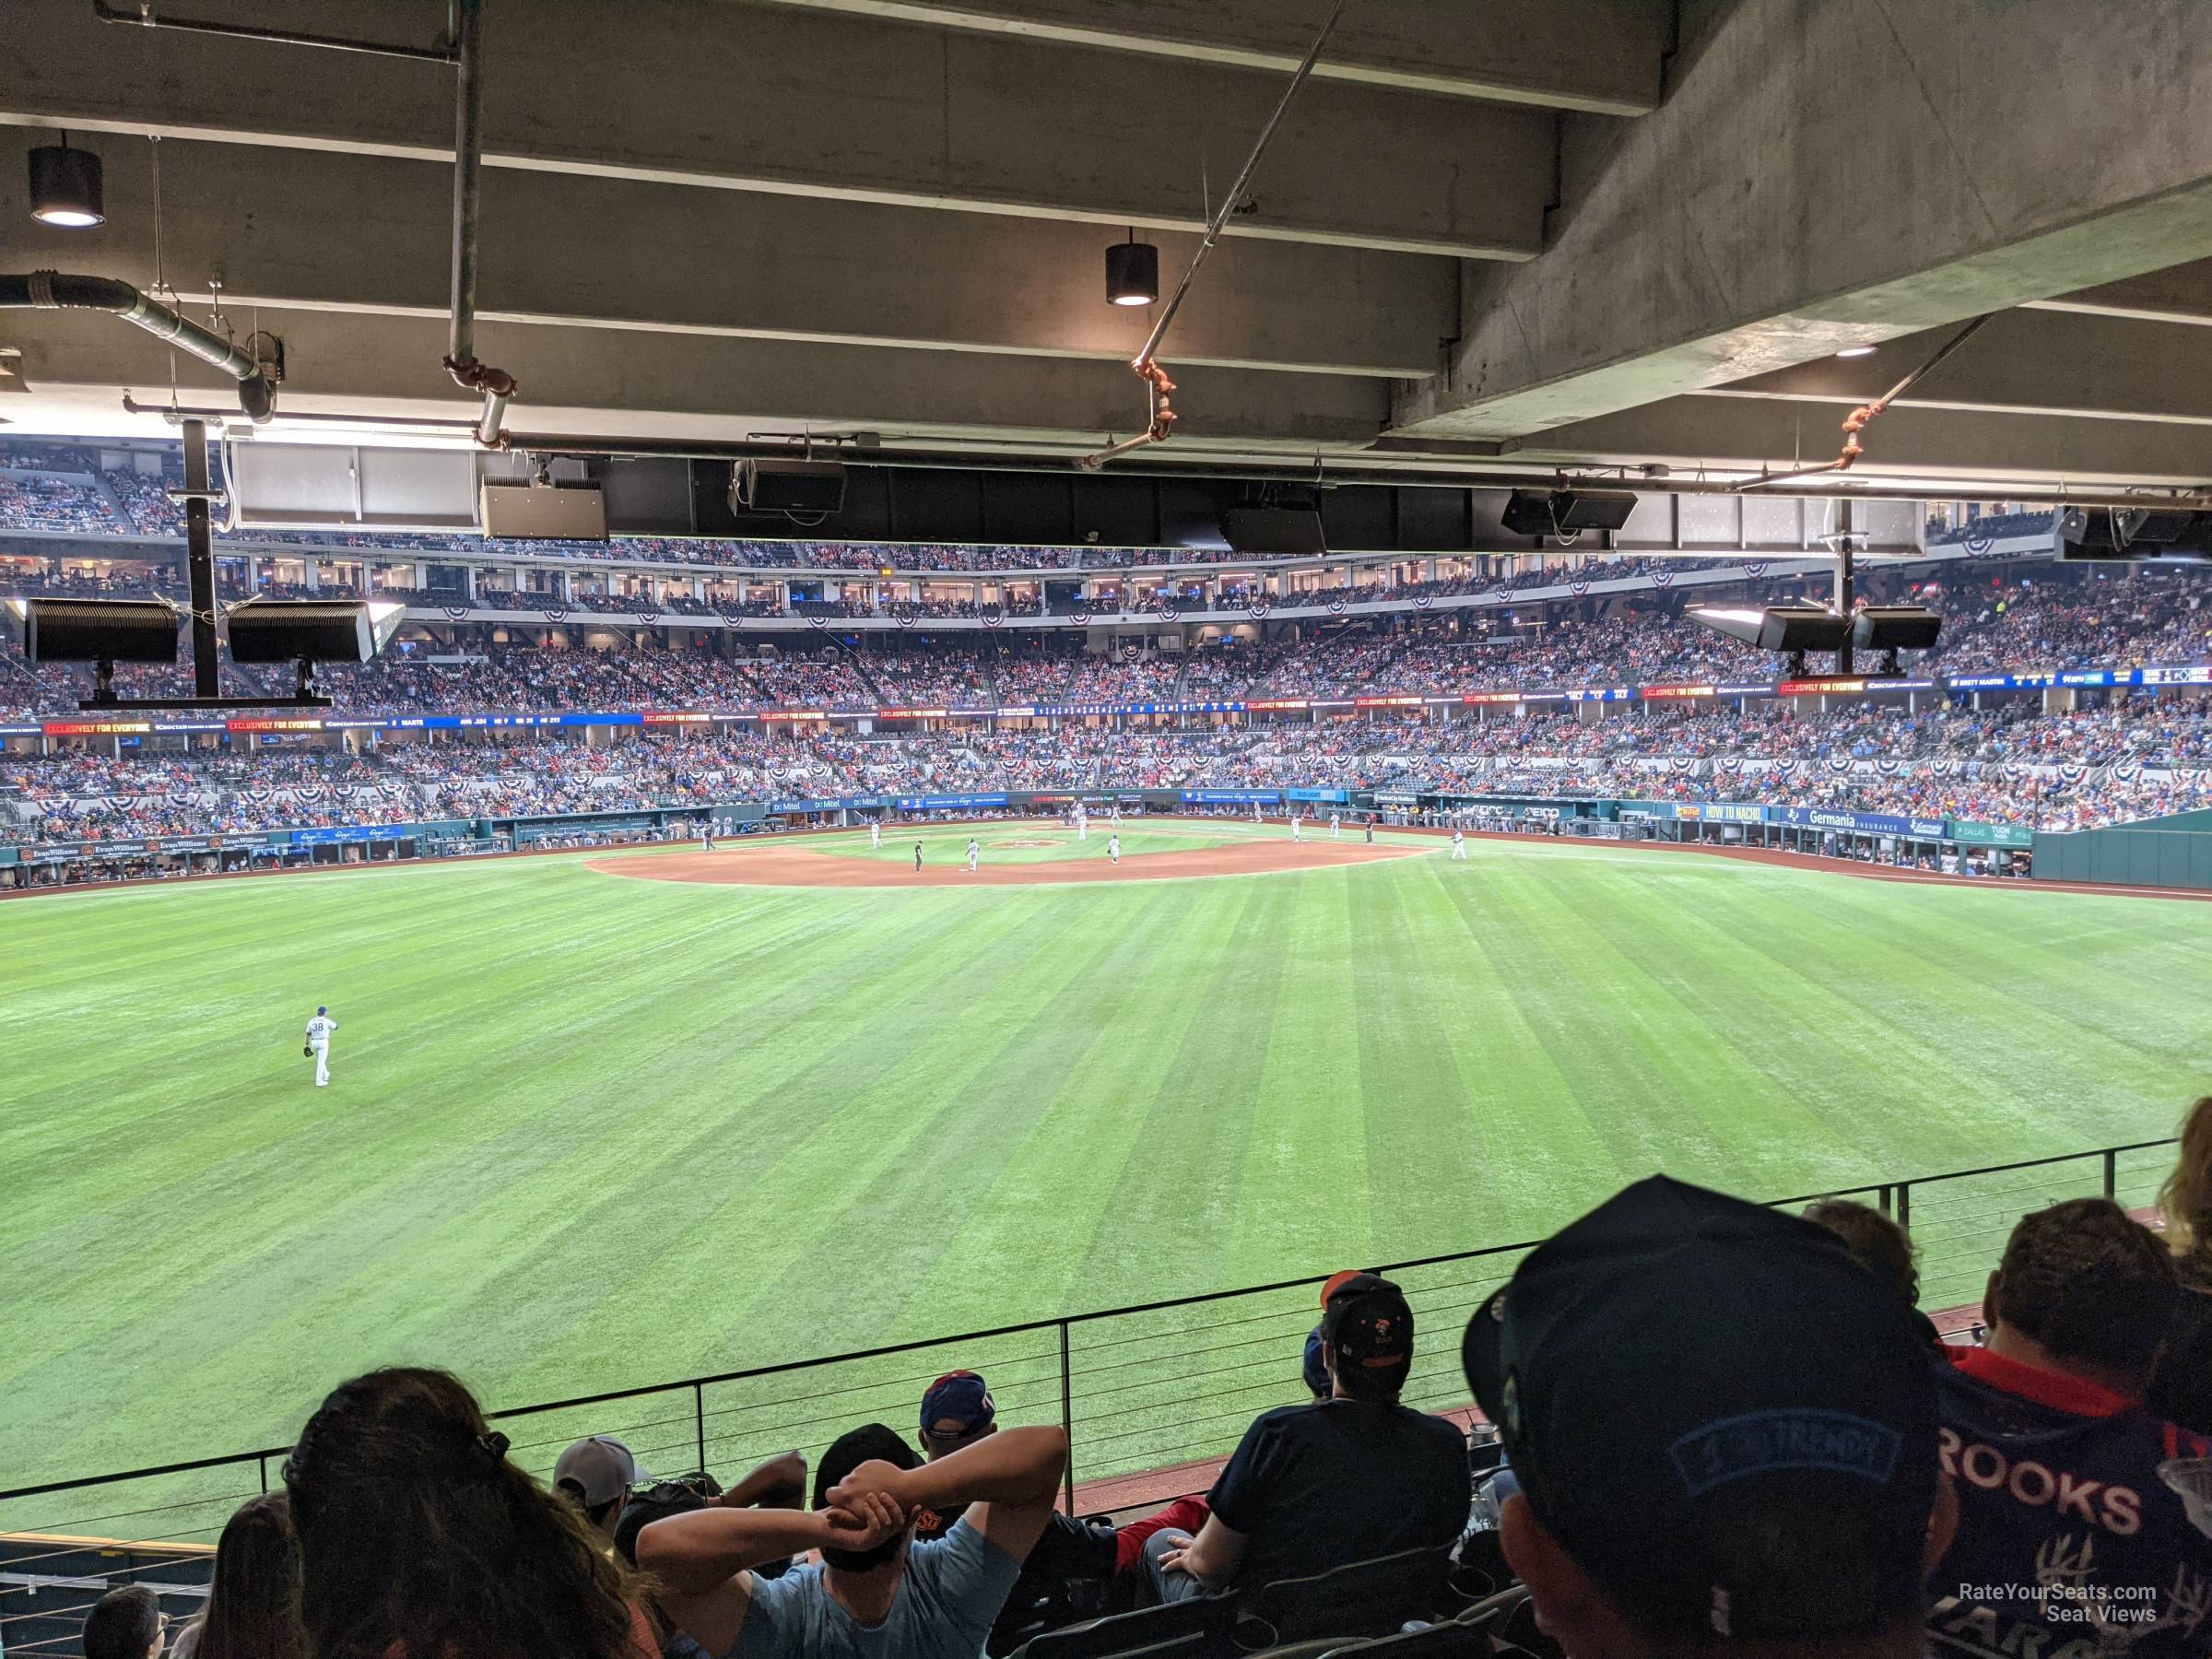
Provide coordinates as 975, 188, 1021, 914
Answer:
1059, 1318, 1076, 1517
258, 1453, 268, 1494
2102, 1148, 2117, 1201
1897, 1182, 1911, 1234
694, 1382, 707, 1475
1877, 1182, 1892, 1218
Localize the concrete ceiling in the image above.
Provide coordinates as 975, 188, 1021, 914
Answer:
4, 0, 2212, 499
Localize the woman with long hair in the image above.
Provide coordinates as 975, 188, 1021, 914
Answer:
170, 1492, 300, 1659
284, 1368, 650, 1659
2151, 1097, 2212, 1432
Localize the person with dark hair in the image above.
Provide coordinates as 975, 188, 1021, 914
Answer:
167, 1492, 300, 1659
2152, 1095, 2212, 1433
1145, 1272, 1468, 1601
1461, 1176, 1955, 1659
1801, 1198, 1944, 1348
83, 1584, 166, 1659
635, 1418, 1068, 1659
1929, 1197, 2212, 1658
283, 1368, 653, 1659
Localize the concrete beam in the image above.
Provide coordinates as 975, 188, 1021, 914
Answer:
1705, 310, 2212, 426
1394, 0, 2212, 440
1, 305, 1391, 450
751, 0, 1667, 114
0, 135, 1453, 378
2030, 256, 2212, 326
1504, 395, 2212, 490
0, 0, 1550, 258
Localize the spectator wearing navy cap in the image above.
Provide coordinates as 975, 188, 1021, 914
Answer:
1461, 1175, 1956, 1659
1146, 1271, 1468, 1600
1927, 1198, 2211, 1659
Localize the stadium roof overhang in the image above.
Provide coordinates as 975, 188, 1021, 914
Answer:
5, 0, 2212, 501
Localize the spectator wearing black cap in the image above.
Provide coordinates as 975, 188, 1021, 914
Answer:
1146, 1271, 1469, 1601
1462, 1176, 1956, 1659
1928, 1197, 2212, 1659
83, 1585, 167, 1659
635, 1418, 1067, 1659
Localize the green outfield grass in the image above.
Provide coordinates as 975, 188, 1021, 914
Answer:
3, 827, 2206, 1505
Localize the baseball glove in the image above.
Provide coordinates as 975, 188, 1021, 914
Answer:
303, 1043, 314, 1058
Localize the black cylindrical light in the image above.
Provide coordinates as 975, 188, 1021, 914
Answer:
29, 139, 104, 228
1106, 232, 1159, 307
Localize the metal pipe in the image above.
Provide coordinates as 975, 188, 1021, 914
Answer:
446, 0, 486, 371
181, 418, 219, 697
92, 0, 460, 62
1135, 0, 1349, 373
2, 271, 274, 421
476, 385, 512, 447
1081, 0, 1348, 468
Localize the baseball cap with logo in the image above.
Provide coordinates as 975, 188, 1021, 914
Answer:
552, 1436, 652, 1509
1320, 1272, 1415, 1382
919, 1371, 996, 1441
1460, 1176, 1939, 1643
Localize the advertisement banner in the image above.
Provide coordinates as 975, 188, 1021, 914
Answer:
1182, 789, 1281, 804
1947, 820, 2035, 847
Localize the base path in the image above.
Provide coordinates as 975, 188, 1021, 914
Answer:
589, 839, 1425, 888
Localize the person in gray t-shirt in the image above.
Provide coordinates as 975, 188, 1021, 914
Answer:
637, 1419, 1067, 1659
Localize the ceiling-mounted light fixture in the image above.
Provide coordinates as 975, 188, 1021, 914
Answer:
28, 134, 105, 228
1105, 229, 1159, 307
1834, 345, 1877, 359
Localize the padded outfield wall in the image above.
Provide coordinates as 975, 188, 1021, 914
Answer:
2032, 808, 2212, 892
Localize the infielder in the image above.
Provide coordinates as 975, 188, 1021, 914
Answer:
1109, 804, 1122, 828
966, 837, 980, 875
1290, 809, 1302, 843
1329, 811, 1341, 840
1108, 832, 1121, 866
702, 823, 717, 853
1076, 804, 1088, 841
1453, 828, 1468, 861
913, 840, 924, 873
303, 1006, 337, 1088
870, 819, 882, 850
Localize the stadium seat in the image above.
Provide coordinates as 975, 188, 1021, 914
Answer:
1239, 1546, 1455, 1649
1014, 1591, 1245, 1659
1449, 1525, 1511, 1599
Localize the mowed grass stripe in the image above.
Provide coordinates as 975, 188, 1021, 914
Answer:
3, 838, 2206, 1488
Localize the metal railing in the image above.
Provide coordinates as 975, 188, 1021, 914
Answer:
0, 1135, 2179, 1654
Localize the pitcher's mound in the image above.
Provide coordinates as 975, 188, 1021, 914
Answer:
590, 840, 1423, 888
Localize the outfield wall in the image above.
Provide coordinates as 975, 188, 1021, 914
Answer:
2032, 813, 2212, 892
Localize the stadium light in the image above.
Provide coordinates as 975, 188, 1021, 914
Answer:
226, 598, 406, 703
7, 595, 181, 664
1105, 231, 1159, 307
2055, 505, 2212, 563
1851, 605, 1943, 674
1835, 345, 1877, 359
29, 136, 104, 228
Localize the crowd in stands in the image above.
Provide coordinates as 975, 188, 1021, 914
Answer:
58, 1099, 2212, 1659
9, 690, 2212, 847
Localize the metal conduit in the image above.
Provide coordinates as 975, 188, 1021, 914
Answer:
0, 270, 274, 421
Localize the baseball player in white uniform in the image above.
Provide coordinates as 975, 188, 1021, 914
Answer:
1075, 804, 1088, 841
304, 1006, 337, 1088
1329, 811, 1341, 840
869, 819, 881, 850
1110, 805, 1122, 829
1453, 828, 1468, 861
1290, 808, 1302, 842
1108, 832, 1121, 866
966, 837, 981, 874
